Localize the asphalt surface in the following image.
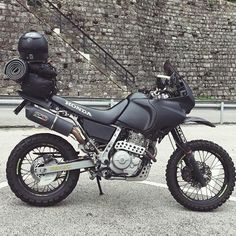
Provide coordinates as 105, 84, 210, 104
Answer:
0, 126, 236, 236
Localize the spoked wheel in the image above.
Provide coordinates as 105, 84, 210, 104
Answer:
166, 140, 235, 211
7, 133, 80, 206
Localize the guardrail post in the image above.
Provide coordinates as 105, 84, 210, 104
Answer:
220, 101, 224, 124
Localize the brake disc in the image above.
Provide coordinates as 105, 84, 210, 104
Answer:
30, 157, 58, 186
181, 162, 212, 188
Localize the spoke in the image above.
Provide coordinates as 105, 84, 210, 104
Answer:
194, 188, 201, 200
211, 179, 223, 188
27, 153, 34, 162
22, 173, 31, 181
202, 151, 207, 162
210, 160, 221, 169
21, 163, 31, 169
211, 177, 225, 184
179, 182, 189, 188
22, 158, 32, 165
35, 183, 39, 192
47, 185, 52, 191
200, 187, 204, 200
28, 180, 37, 188
203, 153, 213, 163
22, 171, 31, 177
19, 145, 65, 193
213, 173, 224, 178
209, 156, 217, 169
56, 179, 63, 185
198, 151, 204, 163
184, 184, 192, 196
57, 174, 67, 179
21, 168, 30, 173
213, 173, 225, 178
188, 187, 198, 198
34, 147, 43, 156
211, 167, 224, 170
208, 185, 215, 198
205, 186, 209, 199
49, 184, 55, 189
48, 184, 56, 191
207, 184, 219, 195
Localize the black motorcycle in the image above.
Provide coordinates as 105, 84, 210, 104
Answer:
5, 58, 235, 211
4, 30, 235, 211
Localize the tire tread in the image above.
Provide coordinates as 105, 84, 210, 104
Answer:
166, 140, 235, 211
6, 133, 80, 206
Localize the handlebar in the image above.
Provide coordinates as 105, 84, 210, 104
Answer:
138, 60, 187, 99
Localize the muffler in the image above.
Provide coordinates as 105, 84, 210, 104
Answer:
25, 105, 82, 138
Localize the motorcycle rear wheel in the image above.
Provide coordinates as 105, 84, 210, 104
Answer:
7, 133, 80, 206
166, 140, 235, 211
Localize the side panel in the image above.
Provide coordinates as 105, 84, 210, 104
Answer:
81, 119, 116, 143
150, 99, 186, 131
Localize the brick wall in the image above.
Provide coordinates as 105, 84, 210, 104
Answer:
0, 0, 235, 99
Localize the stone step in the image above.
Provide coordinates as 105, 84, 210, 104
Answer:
16, 0, 135, 92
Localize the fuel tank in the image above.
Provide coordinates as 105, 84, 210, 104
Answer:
116, 92, 186, 137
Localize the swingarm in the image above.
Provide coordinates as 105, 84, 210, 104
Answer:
34, 158, 95, 175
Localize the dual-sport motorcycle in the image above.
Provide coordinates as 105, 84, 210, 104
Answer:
5, 32, 235, 211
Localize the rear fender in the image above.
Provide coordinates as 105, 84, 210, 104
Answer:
183, 117, 215, 127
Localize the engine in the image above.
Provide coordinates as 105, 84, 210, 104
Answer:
109, 131, 150, 177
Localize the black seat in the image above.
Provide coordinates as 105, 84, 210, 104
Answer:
51, 96, 128, 125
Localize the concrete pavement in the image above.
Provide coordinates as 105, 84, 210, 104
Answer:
0, 125, 236, 235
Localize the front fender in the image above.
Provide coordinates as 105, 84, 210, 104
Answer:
183, 117, 215, 127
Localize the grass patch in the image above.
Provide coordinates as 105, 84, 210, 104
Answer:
196, 95, 216, 101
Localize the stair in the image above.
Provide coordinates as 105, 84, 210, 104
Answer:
16, 0, 136, 92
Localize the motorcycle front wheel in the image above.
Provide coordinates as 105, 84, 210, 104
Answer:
7, 133, 80, 206
166, 140, 235, 211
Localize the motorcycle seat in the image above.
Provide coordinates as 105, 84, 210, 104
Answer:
51, 96, 128, 125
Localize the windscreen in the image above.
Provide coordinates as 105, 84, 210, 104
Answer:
163, 60, 180, 77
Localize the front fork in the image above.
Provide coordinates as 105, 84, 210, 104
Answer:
171, 126, 207, 187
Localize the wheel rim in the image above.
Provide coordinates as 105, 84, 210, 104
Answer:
177, 150, 227, 201
18, 145, 69, 195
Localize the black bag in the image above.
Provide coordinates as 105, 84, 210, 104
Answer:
28, 62, 57, 78
20, 62, 58, 99
21, 73, 57, 98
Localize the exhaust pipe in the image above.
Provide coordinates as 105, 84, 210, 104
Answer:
71, 127, 86, 144
25, 105, 85, 143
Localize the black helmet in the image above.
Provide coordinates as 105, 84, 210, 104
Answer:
18, 31, 48, 62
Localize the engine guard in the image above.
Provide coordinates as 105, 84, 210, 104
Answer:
183, 117, 215, 127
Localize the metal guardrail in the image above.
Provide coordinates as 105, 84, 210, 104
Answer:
0, 97, 118, 108
194, 102, 236, 124
1, 97, 236, 108
0, 97, 236, 124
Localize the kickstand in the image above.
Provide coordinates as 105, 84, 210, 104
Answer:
96, 176, 104, 195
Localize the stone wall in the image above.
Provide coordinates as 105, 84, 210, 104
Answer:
0, 0, 235, 99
